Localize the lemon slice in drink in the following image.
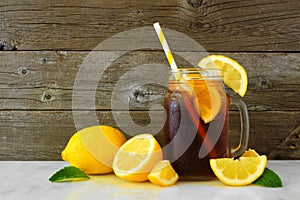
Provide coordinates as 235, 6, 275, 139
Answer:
198, 55, 248, 97
183, 71, 222, 123
112, 134, 163, 182
210, 149, 267, 186
148, 160, 179, 187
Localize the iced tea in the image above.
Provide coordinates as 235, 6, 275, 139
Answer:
163, 70, 229, 180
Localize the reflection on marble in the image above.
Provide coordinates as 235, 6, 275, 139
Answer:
0, 161, 299, 200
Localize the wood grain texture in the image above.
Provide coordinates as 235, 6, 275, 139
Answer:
1, 110, 299, 160
0, 0, 299, 51
0, 51, 299, 111
269, 125, 300, 159
0, 110, 164, 160
0, 0, 299, 160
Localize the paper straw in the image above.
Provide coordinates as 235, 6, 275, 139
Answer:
153, 22, 218, 158
153, 22, 180, 79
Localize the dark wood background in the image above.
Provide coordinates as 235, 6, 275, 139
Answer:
0, 0, 299, 160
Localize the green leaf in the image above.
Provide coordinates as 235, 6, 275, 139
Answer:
252, 168, 283, 188
49, 166, 89, 183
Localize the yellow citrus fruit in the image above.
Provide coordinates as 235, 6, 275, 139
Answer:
62, 125, 126, 174
182, 70, 222, 123
112, 134, 163, 182
191, 80, 222, 123
241, 149, 260, 157
198, 55, 248, 97
147, 160, 179, 187
210, 149, 267, 186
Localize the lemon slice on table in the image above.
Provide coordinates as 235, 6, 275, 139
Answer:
198, 55, 248, 97
148, 160, 179, 187
112, 134, 163, 182
210, 149, 267, 186
241, 149, 260, 157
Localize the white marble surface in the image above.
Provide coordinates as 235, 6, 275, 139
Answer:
0, 161, 299, 200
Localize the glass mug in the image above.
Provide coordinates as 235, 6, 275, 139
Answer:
163, 68, 249, 180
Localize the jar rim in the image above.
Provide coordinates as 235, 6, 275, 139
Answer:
170, 68, 223, 81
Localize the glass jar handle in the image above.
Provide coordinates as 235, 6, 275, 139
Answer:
230, 97, 249, 157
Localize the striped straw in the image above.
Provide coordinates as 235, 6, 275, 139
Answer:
153, 22, 180, 80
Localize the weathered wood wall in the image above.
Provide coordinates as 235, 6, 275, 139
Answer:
0, 0, 299, 160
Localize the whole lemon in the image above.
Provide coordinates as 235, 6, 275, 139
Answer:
62, 125, 126, 174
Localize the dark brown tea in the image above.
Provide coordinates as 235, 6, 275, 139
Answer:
163, 79, 229, 180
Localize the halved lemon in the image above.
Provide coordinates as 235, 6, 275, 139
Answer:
210, 150, 267, 186
112, 134, 163, 182
198, 55, 248, 97
147, 160, 179, 187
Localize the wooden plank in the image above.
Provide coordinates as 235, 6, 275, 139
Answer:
0, 51, 299, 111
0, 110, 164, 160
0, 0, 299, 51
269, 125, 300, 159
229, 111, 300, 158
0, 110, 299, 160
